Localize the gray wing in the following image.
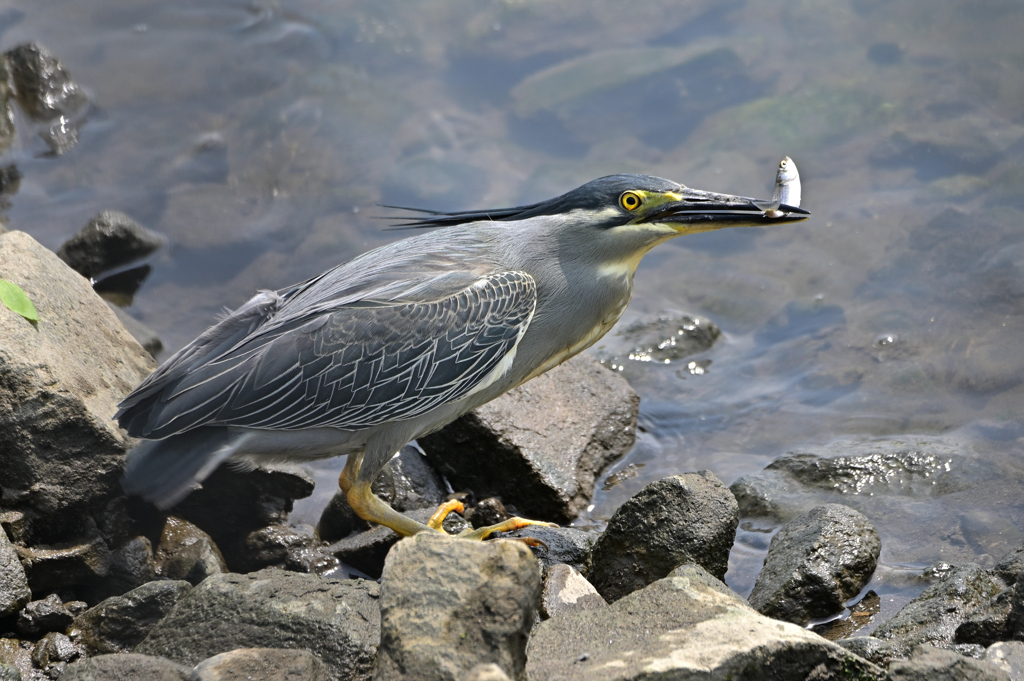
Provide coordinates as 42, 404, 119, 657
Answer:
117, 271, 536, 439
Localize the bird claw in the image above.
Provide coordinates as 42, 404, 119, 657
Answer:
456, 517, 558, 541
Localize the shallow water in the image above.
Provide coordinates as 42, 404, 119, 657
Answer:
3, 0, 1023, 632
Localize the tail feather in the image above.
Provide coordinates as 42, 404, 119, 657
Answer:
122, 427, 250, 509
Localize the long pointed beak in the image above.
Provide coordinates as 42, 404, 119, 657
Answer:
643, 187, 810, 228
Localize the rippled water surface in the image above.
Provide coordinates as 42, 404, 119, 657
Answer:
4, 0, 1023, 631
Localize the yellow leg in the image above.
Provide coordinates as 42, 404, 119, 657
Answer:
458, 516, 558, 541
428, 499, 465, 530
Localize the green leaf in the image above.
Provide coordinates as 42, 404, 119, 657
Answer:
0, 278, 39, 321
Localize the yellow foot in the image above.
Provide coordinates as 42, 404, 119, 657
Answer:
427, 499, 466, 530
457, 516, 558, 541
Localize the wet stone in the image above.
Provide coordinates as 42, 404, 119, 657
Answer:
234, 524, 339, 575
985, 642, 1024, 681
508, 526, 598, 576
190, 648, 329, 681
887, 644, 1011, 681
72, 579, 192, 655
466, 497, 510, 529
419, 354, 639, 524
375, 533, 541, 681
539, 564, 606, 620
16, 595, 72, 636
60, 653, 191, 681
30, 632, 79, 669
588, 472, 738, 602
87, 535, 157, 602
153, 517, 227, 586
1010, 573, 1024, 640
57, 211, 164, 280
874, 563, 1005, 658
956, 586, 1015, 647
0, 528, 30, 619
835, 636, 902, 667
748, 504, 881, 625
4, 43, 87, 121
994, 545, 1024, 585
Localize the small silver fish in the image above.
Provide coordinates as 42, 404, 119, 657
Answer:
761, 156, 801, 217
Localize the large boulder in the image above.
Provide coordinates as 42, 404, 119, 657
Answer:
526, 564, 882, 680
72, 579, 193, 655
374, 533, 541, 681
419, 354, 639, 523
136, 568, 380, 681
0, 231, 156, 544
587, 472, 738, 602
748, 504, 881, 624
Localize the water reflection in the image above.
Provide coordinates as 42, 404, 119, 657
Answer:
3, 0, 1023, 629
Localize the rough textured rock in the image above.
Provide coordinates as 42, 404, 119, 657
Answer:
72, 580, 193, 655
0, 56, 13, 155
748, 504, 881, 624
89, 535, 157, 601
60, 653, 191, 681
31, 631, 80, 669
0, 231, 156, 544
835, 636, 902, 667
419, 354, 639, 523
526, 564, 882, 681
508, 526, 598, 576
153, 517, 228, 585
168, 464, 314, 571
1010, 575, 1024, 641
16, 594, 72, 636
0, 663, 18, 681
191, 648, 330, 681
57, 211, 164, 279
4, 43, 87, 121
14, 531, 111, 593
0, 528, 29, 618
235, 524, 339, 575
874, 564, 1005, 658
0, 639, 31, 680
887, 644, 1010, 681
464, 664, 511, 681
588, 472, 738, 602
374, 533, 541, 681
136, 568, 380, 681
986, 642, 1024, 681
540, 564, 606, 620
107, 303, 163, 358
956, 587, 1015, 646
994, 547, 1024, 585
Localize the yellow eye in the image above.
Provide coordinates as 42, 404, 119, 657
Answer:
620, 191, 643, 211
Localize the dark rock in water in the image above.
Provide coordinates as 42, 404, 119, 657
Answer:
15, 532, 111, 593
95, 264, 152, 307
592, 314, 720, 378
0, 528, 30, 618
835, 636, 902, 667
874, 563, 1004, 658
985, 642, 1024, 681
955, 586, 1014, 647
72, 580, 192, 655
317, 489, 370, 543
539, 564, 606, 621
466, 497, 510, 529
588, 472, 738, 602
0, 57, 14, 155
526, 563, 882, 681
191, 648, 329, 681
328, 506, 468, 579
4, 43, 88, 121
887, 644, 1011, 681
0, 165, 18, 199
57, 211, 164, 279
31, 631, 80, 670
60, 653, 192, 681
748, 504, 881, 625
508, 526, 598, 576
168, 463, 314, 571
105, 303, 163, 357
375, 533, 540, 681
0, 231, 156, 546
16, 594, 72, 636
419, 354, 639, 524
1009, 573, 1024, 641
153, 517, 227, 586
136, 568, 380, 680
87, 535, 157, 602
234, 524, 339, 575
994, 545, 1024, 585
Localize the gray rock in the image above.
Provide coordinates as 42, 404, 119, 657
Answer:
465, 497, 510, 529
235, 524, 339, 575
30, 632, 80, 668
60, 654, 191, 681
464, 664, 511, 681
986, 642, 1024, 681
887, 644, 1010, 681
508, 526, 598, 575
107, 303, 163, 358
0, 231, 156, 545
748, 504, 881, 625
4, 43, 88, 121
526, 564, 882, 681
72, 580, 193, 655
994, 546, 1024, 585
15, 531, 111, 593
1010, 574, 1024, 640
57, 211, 164, 279
0, 663, 18, 681
328, 507, 469, 579
956, 587, 1014, 646
0, 528, 29, 618
875, 564, 1005, 658
374, 533, 540, 681
419, 354, 639, 523
0, 639, 31, 681
836, 636, 903, 667
153, 517, 228, 586
588, 472, 738, 602
16, 594, 72, 636
89, 535, 157, 601
0, 56, 13, 156
136, 569, 380, 681
189, 648, 329, 681
0, 513, 26, 545
540, 564, 606, 620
